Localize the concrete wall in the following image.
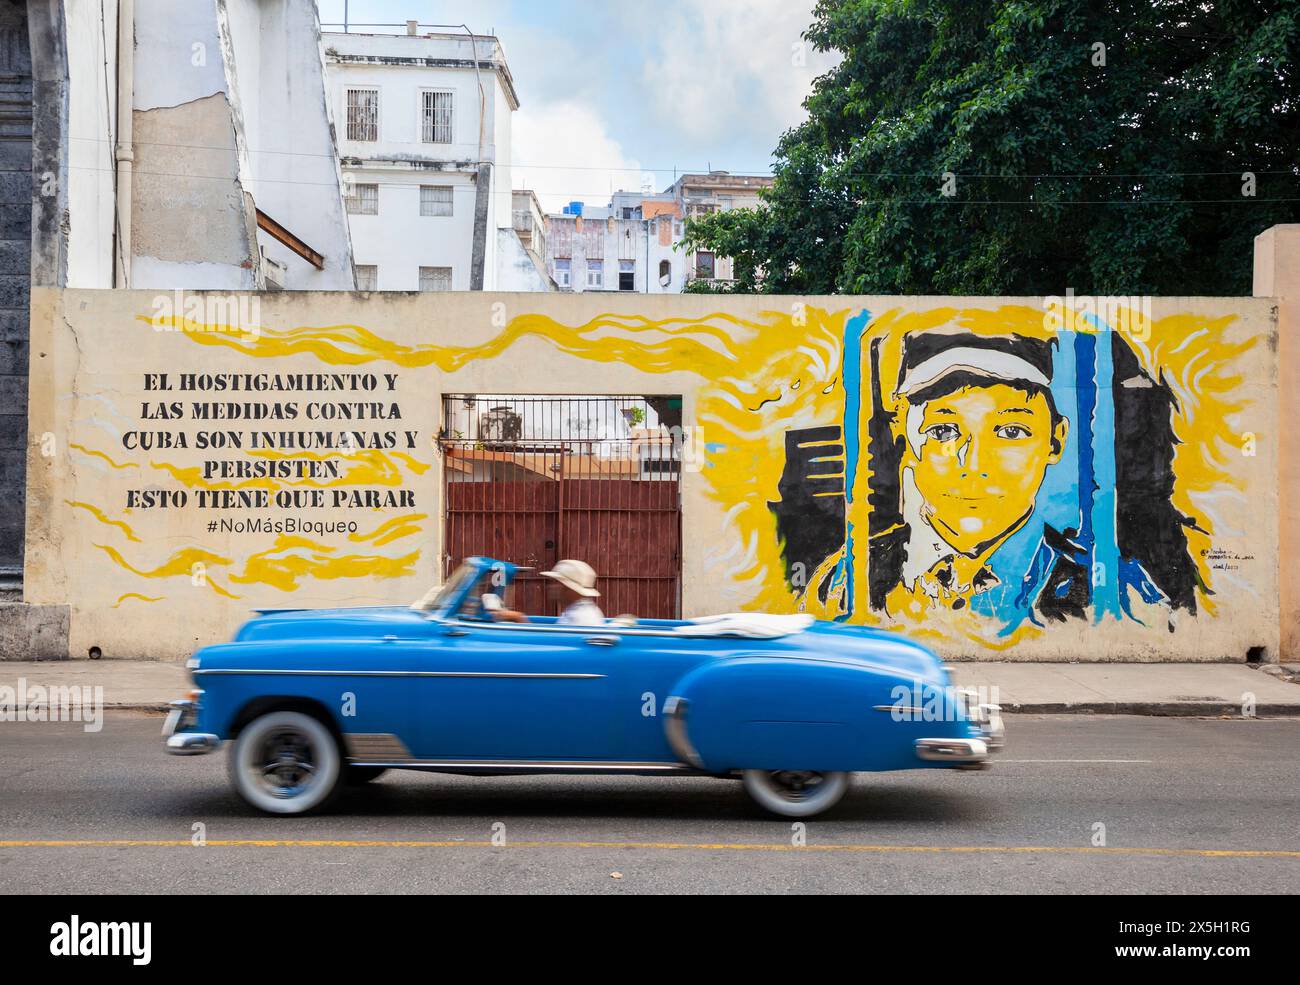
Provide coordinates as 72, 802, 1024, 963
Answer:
229, 0, 355, 289
495, 227, 550, 292
24, 287, 1282, 663
126, 0, 353, 290
131, 0, 260, 289
1254, 225, 1300, 664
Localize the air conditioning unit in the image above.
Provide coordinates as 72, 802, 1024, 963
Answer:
479, 406, 523, 443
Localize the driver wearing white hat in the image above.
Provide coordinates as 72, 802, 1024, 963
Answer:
488, 559, 606, 626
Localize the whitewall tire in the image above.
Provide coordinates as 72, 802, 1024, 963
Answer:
230, 711, 343, 815
742, 769, 849, 817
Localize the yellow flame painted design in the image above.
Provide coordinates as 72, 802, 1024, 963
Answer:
94, 537, 421, 597
349, 513, 427, 547
113, 593, 163, 607
228, 535, 419, 592
66, 501, 141, 542
70, 443, 138, 470
94, 544, 240, 599
138, 309, 782, 374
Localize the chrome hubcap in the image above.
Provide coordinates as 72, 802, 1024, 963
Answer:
767, 770, 827, 801
255, 729, 318, 799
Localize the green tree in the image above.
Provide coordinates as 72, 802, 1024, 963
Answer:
682, 0, 1299, 296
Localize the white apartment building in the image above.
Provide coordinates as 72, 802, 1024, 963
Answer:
546, 172, 773, 294
323, 26, 537, 292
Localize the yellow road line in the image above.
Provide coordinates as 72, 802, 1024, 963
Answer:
0, 840, 1297, 858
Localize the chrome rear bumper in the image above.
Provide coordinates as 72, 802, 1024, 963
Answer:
915, 688, 1006, 767
916, 737, 990, 764
977, 707, 1005, 750
957, 688, 1005, 751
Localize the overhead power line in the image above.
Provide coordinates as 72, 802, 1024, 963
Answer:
64, 136, 1300, 181
65, 162, 1300, 208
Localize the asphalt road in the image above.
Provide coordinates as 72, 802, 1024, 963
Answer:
1, 713, 1297, 894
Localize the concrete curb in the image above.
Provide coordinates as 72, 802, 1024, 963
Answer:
1000, 701, 1300, 717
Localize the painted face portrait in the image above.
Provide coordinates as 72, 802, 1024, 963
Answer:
866, 330, 1072, 614
903, 380, 1068, 556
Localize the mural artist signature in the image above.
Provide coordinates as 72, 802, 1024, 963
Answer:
1202, 548, 1255, 572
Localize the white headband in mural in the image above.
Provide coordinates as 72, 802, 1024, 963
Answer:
895, 346, 1051, 398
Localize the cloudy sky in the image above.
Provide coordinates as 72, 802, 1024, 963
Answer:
314, 0, 836, 210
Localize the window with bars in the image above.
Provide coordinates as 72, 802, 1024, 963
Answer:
421, 90, 454, 143
345, 88, 379, 141
355, 265, 378, 291
420, 185, 454, 217
344, 183, 379, 215
619, 259, 635, 292
419, 266, 453, 292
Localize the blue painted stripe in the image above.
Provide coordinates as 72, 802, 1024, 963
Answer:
1089, 327, 1121, 621
838, 309, 871, 621
1074, 331, 1098, 546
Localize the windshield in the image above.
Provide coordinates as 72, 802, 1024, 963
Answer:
410, 562, 478, 614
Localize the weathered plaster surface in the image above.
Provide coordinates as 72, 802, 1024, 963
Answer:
130, 93, 258, 280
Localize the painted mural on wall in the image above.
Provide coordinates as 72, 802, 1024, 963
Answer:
701, 303, 1261, 651
30, 290, 1268, 658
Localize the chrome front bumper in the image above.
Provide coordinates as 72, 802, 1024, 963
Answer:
162, 699, 219, 756
165, 731, 221, 755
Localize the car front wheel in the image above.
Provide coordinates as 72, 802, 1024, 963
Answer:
230, 711, 343, 815
741, 769, 849, 817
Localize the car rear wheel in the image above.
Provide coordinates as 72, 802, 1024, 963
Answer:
230, 711, 343, 815
742, 769, 849, 817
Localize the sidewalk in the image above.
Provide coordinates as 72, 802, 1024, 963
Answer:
949, 662, 1300, 716
1, 661, 189, 711
1, 659, 1298, 716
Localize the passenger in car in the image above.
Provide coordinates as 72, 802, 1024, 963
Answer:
486, 559, 606, 626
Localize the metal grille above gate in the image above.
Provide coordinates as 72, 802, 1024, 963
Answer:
438, 395, 683, 618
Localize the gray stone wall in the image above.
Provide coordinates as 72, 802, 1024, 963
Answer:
0, 1, 32, 583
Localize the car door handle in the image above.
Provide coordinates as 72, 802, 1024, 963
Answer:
443, 627, 469, 637
585, 635, 618, 646
381, 635, 399, 644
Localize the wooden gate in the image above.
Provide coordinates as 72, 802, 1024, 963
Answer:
440, 396, 682, 618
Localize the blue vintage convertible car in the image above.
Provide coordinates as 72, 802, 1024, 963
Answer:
164, 556, 1003, 817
